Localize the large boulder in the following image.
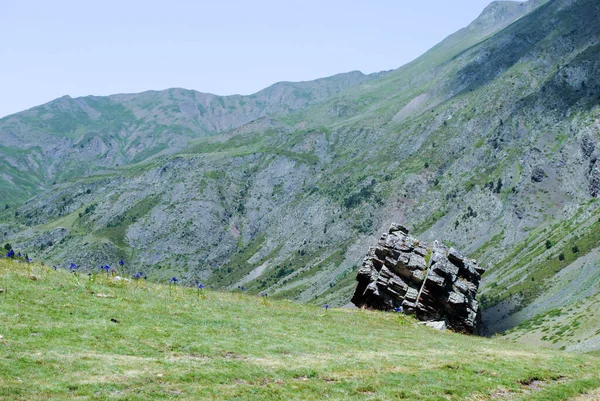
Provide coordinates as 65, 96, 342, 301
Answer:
351, 224, 485, 334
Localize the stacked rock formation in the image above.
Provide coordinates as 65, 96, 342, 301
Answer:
351, 223, 485, 333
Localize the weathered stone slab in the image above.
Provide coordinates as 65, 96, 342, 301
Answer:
424, 321, 447, 331
410, 269, 426, 284
351, 223, 485, 334
389, 223, 409, 234
453, 279, 469, 294
408, 254, 426, 271
432, 260, 459, 277
389, 277, 408, 295
405, 287, 419, 302
448, 291, 466, 305
426, 273, 445, 288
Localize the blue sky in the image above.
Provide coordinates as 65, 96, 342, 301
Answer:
0, 1, 517, 117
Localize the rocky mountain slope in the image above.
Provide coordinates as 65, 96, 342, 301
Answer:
0, 70, 372, 204
2, 0, 600, 350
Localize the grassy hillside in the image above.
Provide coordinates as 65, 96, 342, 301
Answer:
1, 259, 600, 401
0, 72, 372, 205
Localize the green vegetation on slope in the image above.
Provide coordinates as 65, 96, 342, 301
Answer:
503, 292, 600, 352
480, 207, 600, 310
94, 195, 161, 248
1, 260, 600, 400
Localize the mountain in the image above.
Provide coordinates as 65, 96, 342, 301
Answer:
0, 70, 372, 205
2, 0, 600, 351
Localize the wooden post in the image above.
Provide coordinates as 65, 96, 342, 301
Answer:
415, 248, 433, 314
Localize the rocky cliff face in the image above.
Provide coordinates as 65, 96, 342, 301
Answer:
352, 224, 485, 333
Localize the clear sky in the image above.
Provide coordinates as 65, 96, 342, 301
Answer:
0, 0, 517, 118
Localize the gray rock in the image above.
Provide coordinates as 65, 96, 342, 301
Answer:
588, 159, 600, 198
448, 248, 465, 267
424, 321, 447, 331
427, 273, 446, 288
582, 136, 596, 159
410, 269, 426, 284
405, 287, 419, 302
414, 245, 428, 257
453, 279, 469, 294
408, 254, 427, 271
433, 260, 459, 277
389, 277, 409, 295
448, 291, 467, 305
531, 166, 546, 182
351, 223, 485, 334
389, 223, 409, 234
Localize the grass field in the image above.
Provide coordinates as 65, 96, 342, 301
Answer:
1, 259, 600, 400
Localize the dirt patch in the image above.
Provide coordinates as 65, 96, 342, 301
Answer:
232, 261, 269, 288
490, 377, 568, 400
392, 93, 429, 122
569, 388, 600, 400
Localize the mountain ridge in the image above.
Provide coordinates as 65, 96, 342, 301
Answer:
0, 70, 374, 204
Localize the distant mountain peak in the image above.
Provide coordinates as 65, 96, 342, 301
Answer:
471, 0, 548, 33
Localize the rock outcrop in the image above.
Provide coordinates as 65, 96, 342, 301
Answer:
351, 223, 485, 334
531, 166, 546, 183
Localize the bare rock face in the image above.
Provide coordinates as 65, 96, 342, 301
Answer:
588, 159, 600, 198
351, 223, 485, 334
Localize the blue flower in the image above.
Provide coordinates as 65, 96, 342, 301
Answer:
26, 257, 31, 263
6, 250, 14, 258
324, 304, 330, 310
197, 283, 205, 290
17, 252, 22, 258
134, 271, 144, 280
119, 260, 125, 266
69, 263, 78, 273
394, 307, 403, 313
170, 277, 178, 284
53, 265, 58, 271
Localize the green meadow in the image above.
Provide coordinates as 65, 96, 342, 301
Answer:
1, 259, 599, 401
